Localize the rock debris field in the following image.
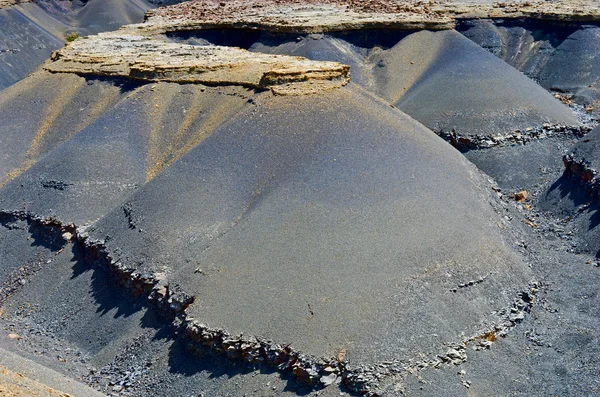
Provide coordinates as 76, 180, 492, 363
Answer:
0, 0, 599, 396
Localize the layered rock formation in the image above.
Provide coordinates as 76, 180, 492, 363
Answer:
1, 1, 600, 397
47, 32, 350, 95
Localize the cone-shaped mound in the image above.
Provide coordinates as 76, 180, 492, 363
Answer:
384, 30, 578, 138
78, 84, 530, 365
460, 20, 600, 104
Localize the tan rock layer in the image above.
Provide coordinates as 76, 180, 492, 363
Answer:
43, 0, 599, 94
46, 33, 350, 95
145, 0, 600, 33
0, 0, 27, 9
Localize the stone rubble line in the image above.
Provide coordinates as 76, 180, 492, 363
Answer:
436, 123, 591, 151
0, 210, 540, 396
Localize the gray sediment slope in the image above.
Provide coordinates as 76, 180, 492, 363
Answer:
0, 75, 533, 394
0, 72, 126, 188
0, 0, 153, 92
1, 2, 599, 395
0, 81, 250, 224
460, 19, 600, 106
80, 84, 530, 380
243, 28, 578, 140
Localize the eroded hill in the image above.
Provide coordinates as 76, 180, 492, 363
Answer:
0, 1, 599, 397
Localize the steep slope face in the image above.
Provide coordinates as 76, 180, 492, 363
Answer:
0, 81, 250, 224
384, 30, 578, 139
0, 72, 127, 188
0, 4, 65, 91
74, 0, 152, 34
540, 124, 600, 256
460, 19, 600, 106
0, 0, 153, 92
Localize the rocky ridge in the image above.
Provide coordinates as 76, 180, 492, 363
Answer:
147, 0, 600, 33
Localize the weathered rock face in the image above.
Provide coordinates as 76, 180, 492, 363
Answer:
143, 0, 455, 33
146, 0, 600, 34
46, 32, 350, 95
0, 0, 26, 8
539, 124, 600, 257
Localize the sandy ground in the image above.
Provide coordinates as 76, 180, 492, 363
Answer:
0, 347, 105, 397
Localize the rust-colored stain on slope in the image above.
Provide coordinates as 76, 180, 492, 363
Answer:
160, 93, 247, 173
0, 79, 85, 188
145, 86, 247, 182
145, 85, 179, 182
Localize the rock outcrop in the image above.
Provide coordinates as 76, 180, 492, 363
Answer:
146, 0, 600, 34
46, 32, 350, 95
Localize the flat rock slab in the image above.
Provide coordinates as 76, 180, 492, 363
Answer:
46, 32, 350, 95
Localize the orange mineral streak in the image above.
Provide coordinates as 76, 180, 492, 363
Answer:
0, 79, 85, 188
145, 86, 179, 182
145, 85, 248, 182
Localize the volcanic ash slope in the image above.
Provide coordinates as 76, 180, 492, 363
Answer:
83, 84, 532, 366
249, 28, 578, 140
0, 81, 251, 224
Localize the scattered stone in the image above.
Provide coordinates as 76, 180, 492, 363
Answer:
515, 190, 529, 203
320, 373, 338, 386
337, 347, 347, 363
